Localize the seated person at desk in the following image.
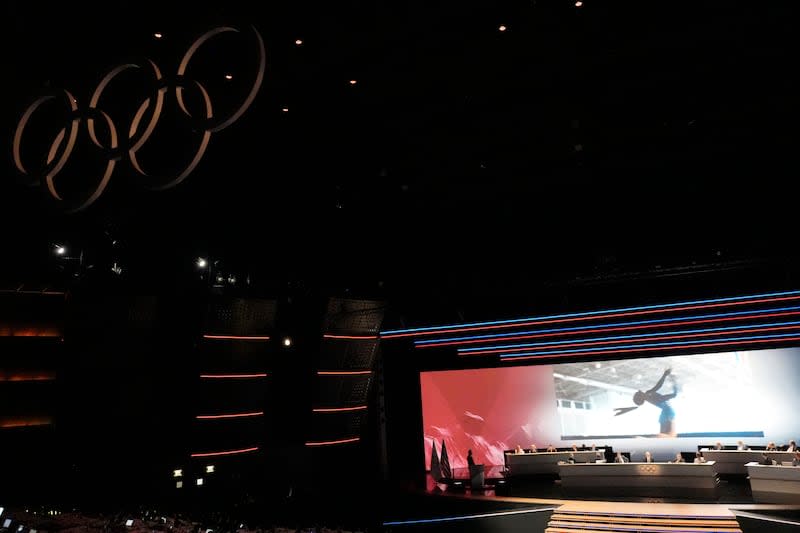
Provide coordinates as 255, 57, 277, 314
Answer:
759, 452, 774, 465
737, 440, 749, 450
571, 443, 579, 452
793, 451, 800, 466
614, 452, 629, 463
766, 442, 778, 451
529, 444, 538, 453
514, 444, 524, 454
567, 452, 576, 464
595, 451, 606, 463
546, 444, 557, 452
694, 451, 706, 463
713, 441, 724, 450
669, 451, 685, 463
643, 451, 654, 463
786, 440, 798, 452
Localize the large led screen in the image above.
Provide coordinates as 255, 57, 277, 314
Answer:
420, 347, 800, 469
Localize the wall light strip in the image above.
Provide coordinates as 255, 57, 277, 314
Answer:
203, 335, 270, 340
196, 411, 264, 419
500, 335, 800, 362
190, 446, 259, 457
305, 437, 361, 446
200, 373, 268, 379
317, 370, 372, 375
0, 374, 56, 382
380, 289, 800, 338
312, 405, 368, 413
459, 320, 800, 355
500, 331, 800, 360
323, 334, 378, 340
0, 290, 65, 296
416, 306, 800, 347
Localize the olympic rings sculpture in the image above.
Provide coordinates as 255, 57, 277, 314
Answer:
12, 26, 266, 213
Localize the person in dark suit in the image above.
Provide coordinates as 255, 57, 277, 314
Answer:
614, 452, 628, 463
694, 451, 706, 463
786, 440, 797, 452
766, 442, 778, 451
713, 441, 723, 450
669, 452, 685, 463
467, 449, 476, 469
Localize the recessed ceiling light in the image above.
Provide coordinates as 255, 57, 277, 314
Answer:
295, 39, 303, 45
498, 25, 507, 32
154, 32, 163, 39
349, 79, 357, 85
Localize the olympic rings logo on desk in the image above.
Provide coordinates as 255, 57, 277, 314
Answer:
12, 26, 266, 213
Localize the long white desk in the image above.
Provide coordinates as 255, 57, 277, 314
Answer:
558, 462, 720, 498
505, 451, 600, 476
746, 462, 800, 503
701, 450, 796, 475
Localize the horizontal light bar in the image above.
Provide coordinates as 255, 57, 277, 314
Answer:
312, 405, 368, 413
0, 373, 56, 382
0, 416, 53, 428
199, 373, 268, 379
203, 335, 270, 341
196, 411, 264, 420
317, 370, 372, 375
0, 290, 65, 296
0, 328, 62, 337
323, 334, 378, 340
501, 335, 800, 362
305, 437, 360, 446
417, 306, 800, 348
383, 507, 557, 526
380, 289, 800, 338
190, 446, 259, 457
460, 320, 800, 355
500, 331, 800, 360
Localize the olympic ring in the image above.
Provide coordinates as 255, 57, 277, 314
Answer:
12, 26, 266, 213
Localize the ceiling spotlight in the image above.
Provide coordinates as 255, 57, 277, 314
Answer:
205, 465, 215, 473
282, 337, 292, 347
196, 478, 204, 486
224, 74, 233, 80
196, 257, 207, 268
575, 1, 583, 6
54, 245, 66, 256
594, 362, 602, 369
295, 39, 303, 45
153, 32, 163, 39
173, 469, 182, 478
349, 79, 357, 85
498, 25, 507, 32
282, 107, 289, 113
227, 275, 237, 285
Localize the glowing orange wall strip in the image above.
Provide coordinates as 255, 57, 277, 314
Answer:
200, 373, 268, 379
0, 372, 56, 382
196, 411, 264, 419
0, 327, 62, 337
190, 446, 259, 457
203, 335, 270, 340
0, 416, 53, 428
312, 406, 368, 413
305, 437, 360, 446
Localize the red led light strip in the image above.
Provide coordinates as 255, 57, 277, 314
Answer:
317, 370, 372, 375
500, 335, 800, 362
382, 294, 800, 338
200, 373, 268, 379
462, 323, 800, 356
323, 334, 378, 340
422, 309, 800, 348
203, 335, 270, 340
305, 437, 360, 446
190, 446, 259, 457
196, 411, 264, 419
312, 405, 368, 413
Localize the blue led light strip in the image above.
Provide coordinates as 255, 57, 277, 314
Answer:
380, 289, 800, 337
459, 319, 800, 354
499, 331, 800, 359
415, 305, 800, 346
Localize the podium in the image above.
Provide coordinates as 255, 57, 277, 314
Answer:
469, 464, 485, 489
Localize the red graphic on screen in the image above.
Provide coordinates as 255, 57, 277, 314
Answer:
420, 365, 557, 469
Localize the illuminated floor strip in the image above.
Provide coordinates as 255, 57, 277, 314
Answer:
383, 507, 557, 526
312, 406, 368, 412
317, 370, 372, 375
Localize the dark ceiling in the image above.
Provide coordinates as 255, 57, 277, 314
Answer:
1, 0, 798, 322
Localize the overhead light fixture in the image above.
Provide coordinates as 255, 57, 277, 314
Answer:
173, 469, 182, 477
349, 79, 357, 85
498, 25, 507, 32
205, 465, 215, 473
295, 39, 303, 45
283, 337, 292, 347
224, 74, 233, 80
575, 1, 583, 6
54, 245, 66, 256
153, 32, 163, 39
196, 478, 204, 486
282, 107, 289, 113
196, 257, 207, 268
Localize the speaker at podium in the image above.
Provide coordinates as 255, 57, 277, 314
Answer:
469, 464, 485, 489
